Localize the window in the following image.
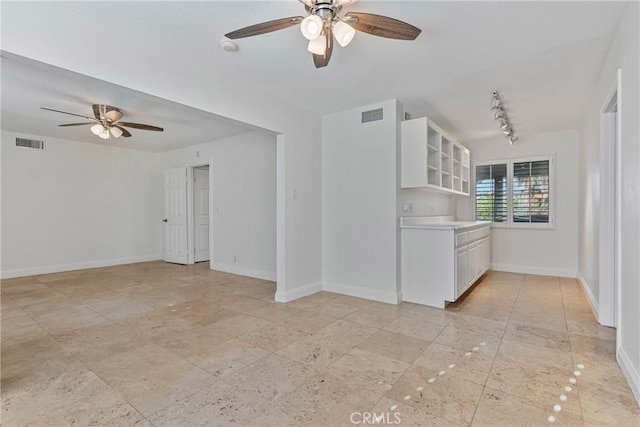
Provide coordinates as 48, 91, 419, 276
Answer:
475, 163, 507, 222
512, 160, 550, 224
475, 156, 553, 227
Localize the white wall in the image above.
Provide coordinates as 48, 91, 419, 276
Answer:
398, 189, 454, 218
322, 100, 401, 303
162, 131, 277, 281
0, 130, 162, 278
457, 130, 580, 278
578, 1, 640, 404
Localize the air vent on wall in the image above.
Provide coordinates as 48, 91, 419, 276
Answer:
16, 138, 45, 150
361, 108, 384, 124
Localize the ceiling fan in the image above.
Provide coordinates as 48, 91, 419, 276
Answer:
40, 104, 164, 139
224, 0, 421, 68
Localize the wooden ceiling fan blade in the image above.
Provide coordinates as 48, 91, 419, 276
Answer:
113, 125, 132, 138
58, 122, 95, 127
41, 107, 95, 121
346, 12, 421, 40
225, 16, 304, 39
92, 104, 102, 120
118, 122, 164, 132
313, 28, 333, 68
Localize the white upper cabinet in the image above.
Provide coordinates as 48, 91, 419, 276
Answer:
401, 117, 470, 195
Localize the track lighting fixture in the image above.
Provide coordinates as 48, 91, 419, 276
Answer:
491, 91, 518, 145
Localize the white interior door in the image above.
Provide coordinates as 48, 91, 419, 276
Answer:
163, 167, 188, 264
194, 166, 210, 262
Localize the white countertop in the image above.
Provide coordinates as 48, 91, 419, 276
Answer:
400, 216, 491, 231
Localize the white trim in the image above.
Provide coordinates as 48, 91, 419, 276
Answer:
0, 254, 162, 279
276, 134, 286, 298
577, 272, 599, 320
275, 280, 322, 303
614, 68, 622, 345
617, 345, 640, 406
209, 261, 275, 282
490, 263, 576, 278
322, 281, 401, 304
598, 73, 621, 328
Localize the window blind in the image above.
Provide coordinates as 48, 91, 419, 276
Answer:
512, 160, 550, 223
475, 163, 507, 222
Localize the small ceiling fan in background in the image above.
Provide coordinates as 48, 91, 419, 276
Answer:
41, 104, 164, 139
225, 0, 421, 68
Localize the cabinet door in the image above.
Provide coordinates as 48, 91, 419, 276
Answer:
456, 247, 468, 297
479, 237, 490, 273
468, 243, 478, 285
401, 118, 428, 188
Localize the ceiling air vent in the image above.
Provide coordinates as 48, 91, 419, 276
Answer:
16, 138, 45, 150
361, 108, 383, 124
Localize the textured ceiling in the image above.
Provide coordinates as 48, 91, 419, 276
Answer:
0, 1, 629, 146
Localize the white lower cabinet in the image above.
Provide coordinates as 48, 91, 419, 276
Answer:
402, 224, 491, 308
455, 247, 468, 297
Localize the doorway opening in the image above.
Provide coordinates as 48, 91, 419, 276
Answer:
598, 69, 621, 332
190, 165, 210, 264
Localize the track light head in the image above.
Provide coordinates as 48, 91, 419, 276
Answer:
491, 90, 517, 145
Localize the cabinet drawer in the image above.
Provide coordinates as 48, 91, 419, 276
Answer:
455, 231, 468, 248
468, 227, 490, 243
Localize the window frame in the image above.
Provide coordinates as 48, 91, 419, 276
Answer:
474, 155, 555, 229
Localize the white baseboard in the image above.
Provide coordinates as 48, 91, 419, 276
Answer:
0, 254, 163, 279
577, 272, 600, 320
275, 281, 323, 303
209, 262, 276, 282
617, 345, 640, 406
323, 281, 401, 305
490, 263, 577, 278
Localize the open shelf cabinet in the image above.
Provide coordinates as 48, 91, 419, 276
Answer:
401, 116, 470, 195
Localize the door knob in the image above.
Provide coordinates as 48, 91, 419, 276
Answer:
162, 219, 168, 223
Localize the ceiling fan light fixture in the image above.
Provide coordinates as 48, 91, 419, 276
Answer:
110, 126, 123, 138
97, 129, 110, 139
333, 21, 355, 47
307, 34, 327, 55
301, 15, 323, 40
91, 123, 106, 135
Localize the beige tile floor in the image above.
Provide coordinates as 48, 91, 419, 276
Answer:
2, 262, 639, 426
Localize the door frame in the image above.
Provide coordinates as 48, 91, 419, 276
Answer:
598, 69, 622, 332
185, 159, 214, 266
